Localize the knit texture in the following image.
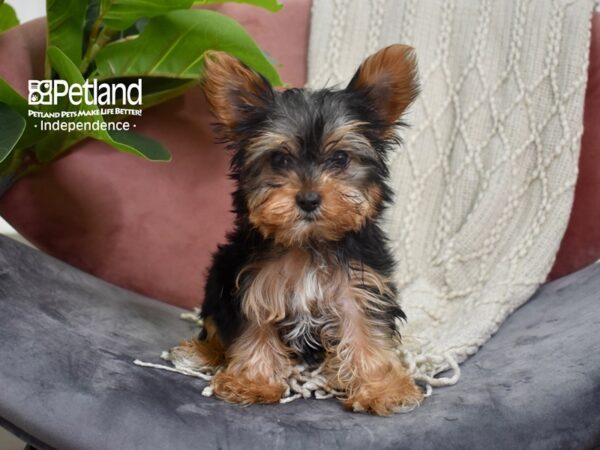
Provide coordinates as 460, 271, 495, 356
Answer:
307, 0, 594, 386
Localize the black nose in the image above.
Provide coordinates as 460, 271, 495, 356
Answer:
296, 191, 321, 212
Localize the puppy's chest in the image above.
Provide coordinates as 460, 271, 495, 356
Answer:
277, 257, 338, 361
242, 250, 344, 357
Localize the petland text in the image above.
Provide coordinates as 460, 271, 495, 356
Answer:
28, 79, 142, 106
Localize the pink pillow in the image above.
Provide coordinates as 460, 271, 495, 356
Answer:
0, 1, 311, 309
550, 12, 600, 280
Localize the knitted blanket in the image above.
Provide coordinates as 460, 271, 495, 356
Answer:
307, 0, 595, 387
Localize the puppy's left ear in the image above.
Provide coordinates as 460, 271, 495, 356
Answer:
202, 51, 274, 131
346, 44, 418, 126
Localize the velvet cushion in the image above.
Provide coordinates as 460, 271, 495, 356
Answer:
549, 13, 600, 279
0, 234, 598, 449
0, 1, 311, 309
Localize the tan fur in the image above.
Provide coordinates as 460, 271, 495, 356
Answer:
237, 249, 302, 324
317, 175, 382, 240
349, 44, 418, 126
201, 51, 270, 130
212, 322, 291, 404
342, 364, 423, 415
237, 251, 393, 330
323, 267, 423, 415
247, 171, 382, 246
212, 372, 286, 404
247, 175, 304, 247
171, 318, 225, 368
236, 251, 421, 413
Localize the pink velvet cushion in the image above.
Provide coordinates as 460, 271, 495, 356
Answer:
0, 1, 311, 309
549, 12, 600, 280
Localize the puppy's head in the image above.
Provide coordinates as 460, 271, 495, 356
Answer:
202, 45, 418, 247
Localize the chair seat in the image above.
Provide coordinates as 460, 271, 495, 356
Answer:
0, 235, 598, 450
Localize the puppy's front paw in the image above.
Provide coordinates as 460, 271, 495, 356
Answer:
212, 371, 286, 404
343, 375, 423, 416
169, 338, 224, 371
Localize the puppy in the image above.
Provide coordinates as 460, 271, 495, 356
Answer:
179, 45, 422, 415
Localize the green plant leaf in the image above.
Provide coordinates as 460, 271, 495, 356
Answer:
0, 3, 19, 33
107, 130, 170, 160
194, 0, 282, 12
93, 9, 282, 85
46, 0, 88, 66
0, 79, 44, 150
0, 79, 28, 115
43, 46, 170, 162
101, 0, 194, 31
0, 103, 26, 163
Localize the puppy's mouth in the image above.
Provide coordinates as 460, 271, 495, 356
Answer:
299, 210, 320, 222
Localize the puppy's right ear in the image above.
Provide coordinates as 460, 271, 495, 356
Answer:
202, 51, 274, 131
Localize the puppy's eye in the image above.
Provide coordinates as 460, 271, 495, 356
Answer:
328, 150, 349, 168
271, 151, 292, 170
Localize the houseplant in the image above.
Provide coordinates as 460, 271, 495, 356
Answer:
0, 0, 282, 196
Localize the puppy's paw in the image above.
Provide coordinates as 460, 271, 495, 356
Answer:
343, 375, 423, 416
212, 371, 286, 404
169, 338, 224, 371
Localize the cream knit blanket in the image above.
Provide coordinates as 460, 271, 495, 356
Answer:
307, 0, 594, 387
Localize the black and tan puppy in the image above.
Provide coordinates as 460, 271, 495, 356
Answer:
179, 45, 422, 415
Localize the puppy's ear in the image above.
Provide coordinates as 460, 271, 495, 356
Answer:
202, 51, 274, 130
346, 44, 418, 125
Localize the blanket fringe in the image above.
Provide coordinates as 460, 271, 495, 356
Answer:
133, 359, 213, 381
134, 309, 460, 404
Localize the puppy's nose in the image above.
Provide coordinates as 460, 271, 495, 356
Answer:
296, 191, 321, 212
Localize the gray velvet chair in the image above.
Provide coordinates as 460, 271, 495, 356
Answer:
0, 234, 599, 450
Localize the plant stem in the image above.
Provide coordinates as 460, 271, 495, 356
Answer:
79, 23, 100, 74
79, 21, 114, 75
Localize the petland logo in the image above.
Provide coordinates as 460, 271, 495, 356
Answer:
28, 79, 142, 106
27, 79, 143, 133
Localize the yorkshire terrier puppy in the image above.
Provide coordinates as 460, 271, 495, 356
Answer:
178, 44, 423, 415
